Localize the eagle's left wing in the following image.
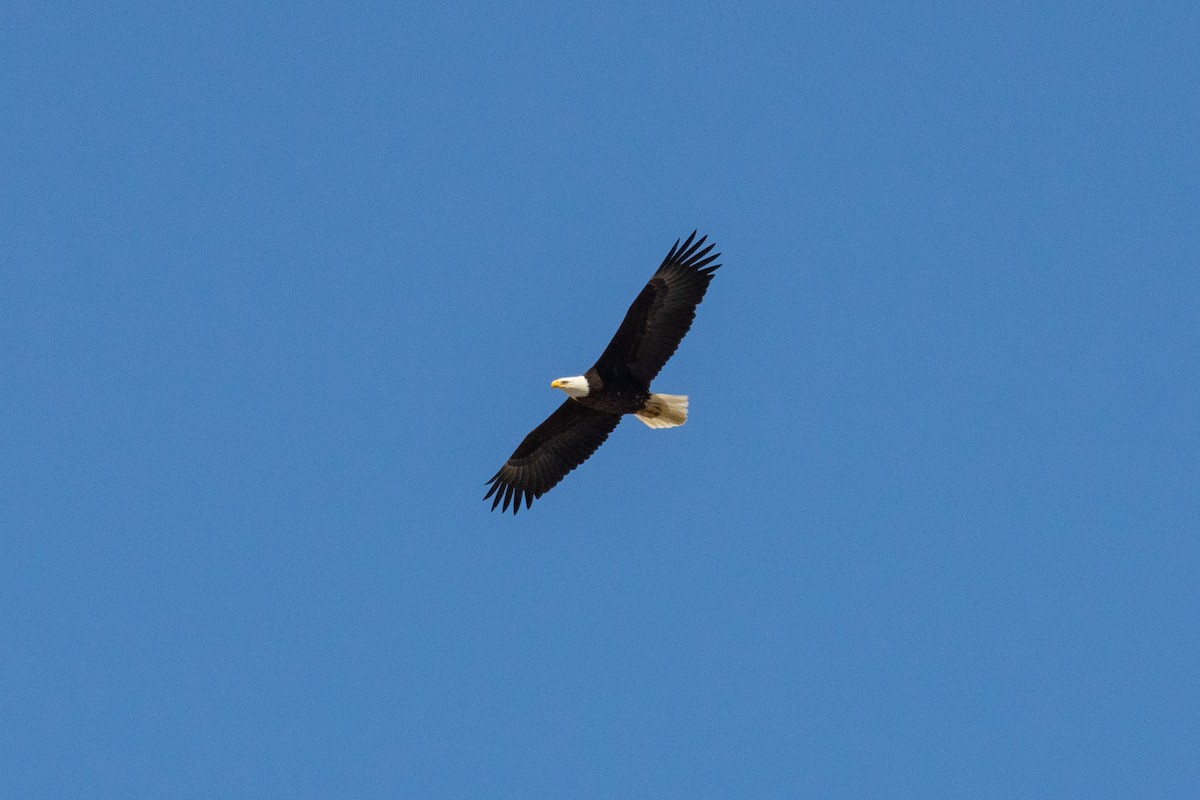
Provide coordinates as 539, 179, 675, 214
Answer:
592, 231, 721, 385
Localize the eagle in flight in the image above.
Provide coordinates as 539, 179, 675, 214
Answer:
485, 232, 721, 514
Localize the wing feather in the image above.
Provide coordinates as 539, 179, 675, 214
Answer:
484, 399, 621, 514
592, 231, 721, 384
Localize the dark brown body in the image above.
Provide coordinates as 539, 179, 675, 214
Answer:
577, 367, 650, 416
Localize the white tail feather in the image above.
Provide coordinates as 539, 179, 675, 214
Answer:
635, 394, 688, 428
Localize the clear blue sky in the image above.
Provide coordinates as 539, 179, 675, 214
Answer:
4, 3, 1198, 797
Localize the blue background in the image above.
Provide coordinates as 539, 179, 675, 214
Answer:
5, 2, 1198, 797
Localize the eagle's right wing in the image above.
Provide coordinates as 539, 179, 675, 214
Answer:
485, 399, 621, 514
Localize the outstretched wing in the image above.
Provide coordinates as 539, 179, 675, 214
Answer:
485, 400, 622, 514
592, 231, 721, 385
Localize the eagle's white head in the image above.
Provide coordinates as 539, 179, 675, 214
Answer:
550, 375, 590, 398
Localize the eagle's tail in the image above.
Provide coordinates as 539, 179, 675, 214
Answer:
635, 394, 688, 429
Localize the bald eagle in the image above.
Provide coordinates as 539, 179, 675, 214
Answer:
485, 231, 721, 514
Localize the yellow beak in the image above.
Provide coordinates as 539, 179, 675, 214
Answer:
550, 379, 563, 388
